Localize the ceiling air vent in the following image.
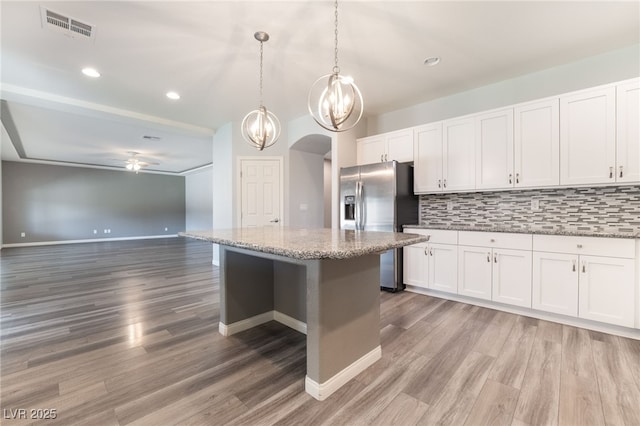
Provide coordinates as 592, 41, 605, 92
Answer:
40, 7, 96, 41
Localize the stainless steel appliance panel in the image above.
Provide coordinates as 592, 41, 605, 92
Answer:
339, 166, 360, 231
358, 162, 395, 232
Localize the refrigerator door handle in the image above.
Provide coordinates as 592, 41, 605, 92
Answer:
358, 181, 365, 230
355, 180, 364, 230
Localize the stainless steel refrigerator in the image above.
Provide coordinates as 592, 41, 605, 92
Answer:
339, 161, 418, 291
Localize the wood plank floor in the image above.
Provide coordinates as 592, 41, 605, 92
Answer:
1, 238, 640, 426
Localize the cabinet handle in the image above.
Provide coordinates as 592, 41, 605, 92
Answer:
487, 253, 491, 262
620, 166, 624, 178
438, 179, 442, 188
509, 173, 513, 184
576, 244, 583, 249
490, 238, 495, 243
425, 235, 431, 242
494, 253, 497, 263
582, 262, 586, 273
430, 248, 434, 256
424, 247, 429, 256
385, 154, 388, 161
572, 260, 576, 272
609, 166, 613, 179
443, 179, 447, 188
516, 173, 520, 184
380, 154, 384, 162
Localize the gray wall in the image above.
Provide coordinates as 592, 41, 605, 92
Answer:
2, 161, 185, 244
185, 166, 213, 231
289, 149, 325, 228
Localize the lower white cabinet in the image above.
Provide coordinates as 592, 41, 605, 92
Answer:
578, 255, 635, 327
458, 245, 532, 307
403, 229, 457, 293
532, 235, 636, 328
532, 252, 579, 316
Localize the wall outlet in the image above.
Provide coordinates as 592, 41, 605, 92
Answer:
531, 199, 540, 210
164, 227, 168, 232
447, 201, 454, 211
107, 229, 111, 234
93, 229, 98, 234
20, 232, 26, 238
104, 229, 108, 234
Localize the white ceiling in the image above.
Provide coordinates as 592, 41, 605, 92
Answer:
1, 1, 638, 174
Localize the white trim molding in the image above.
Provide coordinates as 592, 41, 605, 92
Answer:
218, 310, 307, 337
2, 234, 178, 249
305, 345, 382, 401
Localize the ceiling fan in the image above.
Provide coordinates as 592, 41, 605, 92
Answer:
112, 151, 159, 174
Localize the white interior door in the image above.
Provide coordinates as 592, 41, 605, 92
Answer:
239, 158, 282, 228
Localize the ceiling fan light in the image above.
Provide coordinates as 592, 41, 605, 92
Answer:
126, 163, 133, 170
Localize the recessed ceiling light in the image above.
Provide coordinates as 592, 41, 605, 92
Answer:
82, 67, 101, 78
424, 57, 440, 67
166, 91, 180, 100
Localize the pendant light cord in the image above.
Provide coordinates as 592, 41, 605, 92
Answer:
259, 40, 264, 107
333, 0, 339, 74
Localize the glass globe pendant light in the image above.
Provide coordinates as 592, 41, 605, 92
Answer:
242, 31, 281, 151
308, 0, 363, 132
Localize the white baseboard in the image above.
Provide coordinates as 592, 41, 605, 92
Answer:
405, 285, 640, 341
2, 234, 178, 248
219, 310, 307, 337
274, 311, 307, 334
305, 345, 382, 401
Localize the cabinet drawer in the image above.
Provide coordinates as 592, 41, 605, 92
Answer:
404, 228, 458, 245
458, 231, 532, 250
532, 234, 635, 258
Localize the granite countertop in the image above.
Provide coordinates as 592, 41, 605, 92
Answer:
180, 228, 428, 260
403, 224, 640, 239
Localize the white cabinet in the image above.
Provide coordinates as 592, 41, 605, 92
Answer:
514, 98, 560, 188
458, 231, 533, 306
532, 235, 636, 328
578, 255, 635, 327
560, 86, 616, 185
443, 117, 475, 191
403, 229, 458, 293
616, 79, 640, 183
475, 108, 514, 190
414, 122, 443, 193
532, 251, 579, 316
357, 129, 413, 165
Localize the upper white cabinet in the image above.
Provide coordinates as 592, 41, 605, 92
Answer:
356, 129, 413, 165
616, 79, 640, 183
514, 98, 560, 188
475, 108, 514, 190
560, 86, 616, 185
414, 122, 443, 193
443, 117, 476, 191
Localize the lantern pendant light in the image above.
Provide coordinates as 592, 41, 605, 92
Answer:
242, 31, 281, 150
308, 0, 363, 132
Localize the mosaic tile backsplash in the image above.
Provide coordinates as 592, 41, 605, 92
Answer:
418, 186, 640, 236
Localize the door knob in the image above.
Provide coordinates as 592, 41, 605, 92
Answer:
269, 218, 280, 223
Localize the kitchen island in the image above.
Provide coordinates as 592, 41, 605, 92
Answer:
180, 227, 427, 400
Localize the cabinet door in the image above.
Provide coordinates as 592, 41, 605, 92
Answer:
414, 123, 443, 193
458, 246, 492, 300
403, 244, 428, 288
560, 87, 616, 185
616, 80, 640, 183
514, 99, 560, 188
357, 136, 385, 166
443, 118, 476, 191
428, 243, 458, 294
492, 248, 532, 308
386, 129, 414, 163
475, 109, 514, 190
578, 255, 635, 327
532, 252, 578, 316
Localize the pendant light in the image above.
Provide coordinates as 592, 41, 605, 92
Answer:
308, 0, 363, 132
241, 31, 281, 150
